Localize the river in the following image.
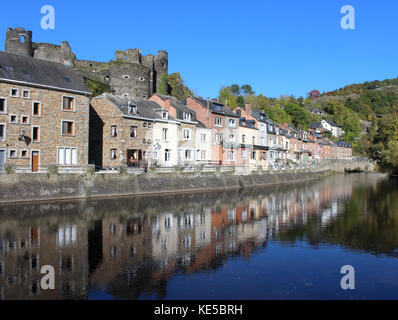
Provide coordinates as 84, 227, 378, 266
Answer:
1, 173, 397, 300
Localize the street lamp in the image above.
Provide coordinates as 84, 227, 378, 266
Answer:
18, 129, 25, 141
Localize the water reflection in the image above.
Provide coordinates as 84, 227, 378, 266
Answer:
0, 173, 394, 300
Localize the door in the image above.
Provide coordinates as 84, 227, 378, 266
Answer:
32, 151, 39, 172
0, 149, 5, 172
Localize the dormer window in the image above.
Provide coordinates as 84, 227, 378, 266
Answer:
183, 112, 191, 121
162, 111, 168, 119
229, 119, 236, 128
128, 104, 138, 115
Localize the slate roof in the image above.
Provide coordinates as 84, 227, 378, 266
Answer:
95, 93, 176, 121
153, 93, 198, 122
335, 141, 352, 148
188, 96, 239, 118
250, 109, 269, 123
309, 122, 322, 129
0, 51, 90, 94
325, 119, 342, 128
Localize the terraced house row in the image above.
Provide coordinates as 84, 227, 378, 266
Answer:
0, 51, 352, 172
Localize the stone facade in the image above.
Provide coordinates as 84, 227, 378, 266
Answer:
5, 27, 168, 99
0, 82, 90, 171
89, 97, 153, 168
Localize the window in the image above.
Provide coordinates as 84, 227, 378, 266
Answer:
32, 126, 40, 142
32, 102, 41, 117
62, 96, 75, 111
215, 133, 223, 143
22, 90, 30, 99
183, 128, 191, 140
183, 112, 191, 121
242, 150, 247, 159
128, 104, 138, 115
165, 149, 171, 162
9, 114, 18, 124
242, 135, 245, 143
162, 111, 168, 119
110, 149, 117, 159
9, 149, 17, 159
162, 128, 168, 141
200, 134, 206, 142
0, 98, 6, 114
185, 149, 192, 160
229, 119, 236, 127
58, 147, 77, 165
228, 150, 235, 161
229, 134, 234, 143
200, 150, 206, 160
0, 124, 5, 140
130, 126, 137, 138
251, 151, 256, 160
110, 125, 117, 137
252, 136, 256, 145
10, 88, 18, 97
215, 117, 222, 126
123, 75, 130, 79
62, 121, 74, 136
21, 115, 30, 125
21, 150, 28, 158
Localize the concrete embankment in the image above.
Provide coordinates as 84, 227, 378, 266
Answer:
0, 159, 374, 204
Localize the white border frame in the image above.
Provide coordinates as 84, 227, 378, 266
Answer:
8, 149, 17, 159
20, 149, 29, 159
62, 95, 76, 112
10, 88, 19, 98
0, 97, 7, 114
57, 146, 78, 166
61, 120, 75, 137
32, 101, 41, 117
30, 150, 40, 172
0, 123, 6, 141
21, 115, 30, 125
31, 126, 41, 143
21, 89, 31, 99
9, 114, 18, 124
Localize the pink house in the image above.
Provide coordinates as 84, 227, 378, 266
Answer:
185, 97, 240, 165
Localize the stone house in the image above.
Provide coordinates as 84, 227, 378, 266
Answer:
90, 93, 179, 168
90, 94, 156, 168
0, 51, 91, 173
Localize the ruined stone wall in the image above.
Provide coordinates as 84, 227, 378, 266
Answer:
4, 27, 168, 97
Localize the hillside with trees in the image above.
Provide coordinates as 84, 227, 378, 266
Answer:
215, 77, 398, 175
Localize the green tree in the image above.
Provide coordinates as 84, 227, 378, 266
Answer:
284, 102, 311, 128
241, 84, 254, 96
230, 84, 240, 96
218, 86, 238, 109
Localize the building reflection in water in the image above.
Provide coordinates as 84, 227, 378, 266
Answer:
0, 174, 388, 299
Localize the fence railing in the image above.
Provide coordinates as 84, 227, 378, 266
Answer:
0, 158, 362, 175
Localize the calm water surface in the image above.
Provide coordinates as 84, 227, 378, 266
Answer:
1, 173, 398, 300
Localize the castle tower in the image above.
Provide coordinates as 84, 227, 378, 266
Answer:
5, 27, 33, 57
154, 50, 168, 93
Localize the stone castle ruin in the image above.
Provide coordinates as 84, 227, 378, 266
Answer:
5, 27, 168, 98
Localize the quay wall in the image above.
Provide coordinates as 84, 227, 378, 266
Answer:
0, 159, 374, 204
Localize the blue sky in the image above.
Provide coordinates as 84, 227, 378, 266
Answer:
1, 0, 397, 99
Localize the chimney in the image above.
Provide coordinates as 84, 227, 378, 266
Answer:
245, 104, 252, 116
